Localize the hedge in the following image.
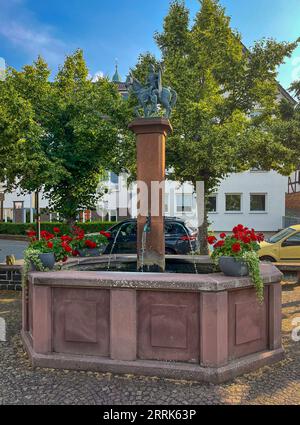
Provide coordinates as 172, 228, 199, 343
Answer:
0, 222, 117, 236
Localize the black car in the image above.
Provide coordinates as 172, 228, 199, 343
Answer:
102, 218, 198, 255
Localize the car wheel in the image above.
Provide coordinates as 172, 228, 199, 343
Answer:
165, 248, 176, 255
260, 256, 276, 263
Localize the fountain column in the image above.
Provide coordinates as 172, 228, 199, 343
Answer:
129, 118, 172, 272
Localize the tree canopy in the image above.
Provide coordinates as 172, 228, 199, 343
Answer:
131, 0, 299, 251
0, 50, 130, 222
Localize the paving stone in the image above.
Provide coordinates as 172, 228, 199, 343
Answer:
0, 281, 299, 405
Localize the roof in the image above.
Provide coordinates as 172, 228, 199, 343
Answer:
112, 64, 122, 83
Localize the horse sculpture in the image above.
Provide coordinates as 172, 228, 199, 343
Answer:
125, 72, 177, 119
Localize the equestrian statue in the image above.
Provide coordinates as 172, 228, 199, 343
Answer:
125, 64, 177, 119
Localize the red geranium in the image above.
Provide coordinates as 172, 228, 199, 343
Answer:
47, 241, 53, 249
62, 243, 72, 253
61, 235, 73, 243
85, 239, 97, 249
214, 240, 225, 249
207, 235, 217, 245
220, 233, 226, 239
27, 230, 36, 238
232, 242, 241, 253
53, 227, 60, 233
72, 250, 80, 257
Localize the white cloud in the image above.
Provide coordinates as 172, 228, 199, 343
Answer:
0, 0, 67, 67
91, 71, 104, 82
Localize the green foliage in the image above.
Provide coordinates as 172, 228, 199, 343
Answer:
242, 251, 264, 304
22, 247, 54, 287
130, 0, 299, 252
0, 221, 116, 236
0, 50, 131, 222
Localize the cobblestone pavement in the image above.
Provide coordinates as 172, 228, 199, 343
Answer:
0, 280, 299, 405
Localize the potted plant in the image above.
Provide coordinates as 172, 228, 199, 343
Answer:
25, 227, 74, 269
207, 225, 265, 302
70, 227, 108, 257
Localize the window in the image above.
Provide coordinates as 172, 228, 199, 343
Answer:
165, 222, 185, 235
165, 193, 169, 213
225, 194, 241, 212
283, 233, 300, 246
269, 227, 295, 244
110, 172, 118, 184
13, 201, 23, 210
250, 194, 266, 212
176, 194, 193, 213
207, 195, 217, 213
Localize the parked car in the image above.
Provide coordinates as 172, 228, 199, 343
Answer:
101, 218, 198, 255
258, 225, 300, 262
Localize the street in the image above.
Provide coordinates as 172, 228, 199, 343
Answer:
0, 239, 28, 263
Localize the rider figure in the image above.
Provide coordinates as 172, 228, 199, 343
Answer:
146, 64, 161, 113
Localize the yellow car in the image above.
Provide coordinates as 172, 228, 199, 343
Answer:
258, 225, 300, 262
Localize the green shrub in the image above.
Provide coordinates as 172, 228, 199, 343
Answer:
0, 222, 117, 236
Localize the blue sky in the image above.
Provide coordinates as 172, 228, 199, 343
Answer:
0, 0, 299, 90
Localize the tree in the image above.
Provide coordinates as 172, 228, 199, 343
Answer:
0, 50, 129, 225
133, 0, 299, 253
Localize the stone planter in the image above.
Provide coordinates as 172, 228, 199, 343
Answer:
32, 253, 56, 270
219, 256, 249, 277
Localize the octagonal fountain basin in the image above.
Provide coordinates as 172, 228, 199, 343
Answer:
21, 259, 284, 384
63, 254, 216, 274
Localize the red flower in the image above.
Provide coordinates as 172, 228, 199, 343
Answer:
47, 241, 53, 249
257, 233, 264, 242
220, 232, 226, 239
100, 230, 111, 238
62, 256, 68, 263
232, 242, 241, 253
242, 236, 251, 244
72, 250, 80, 257
207, 235, 217, 245
61, 235, 73, 243
27, 230, 36, 238
62, 243, 72, 253
73, 226, 85, 238
214, 240, 225, 249
40, 230, 48, 239
53, 227, 60, 233
85, 240, 97, 249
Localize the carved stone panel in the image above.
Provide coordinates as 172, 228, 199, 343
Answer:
138, 291, 199, 362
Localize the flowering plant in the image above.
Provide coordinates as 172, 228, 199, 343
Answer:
208, 224, 264, 260
207, 225, 265, 302
26, 226, 108, 261
69, 226, 107, 254
26, 228, 73, 262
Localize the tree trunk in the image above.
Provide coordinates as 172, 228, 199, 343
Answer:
66, 217, 76, 231
195, 180, 209, 255
198, 208, 209, 255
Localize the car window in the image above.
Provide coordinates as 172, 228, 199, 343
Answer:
165, 222, 186, 235
119, 222, 137, 237
269, 228, 295, 243
284, 233, 300, 245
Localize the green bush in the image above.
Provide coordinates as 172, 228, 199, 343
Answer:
0, 222, 117, 236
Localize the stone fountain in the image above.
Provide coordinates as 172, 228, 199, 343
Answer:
21, 65, 284, 383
